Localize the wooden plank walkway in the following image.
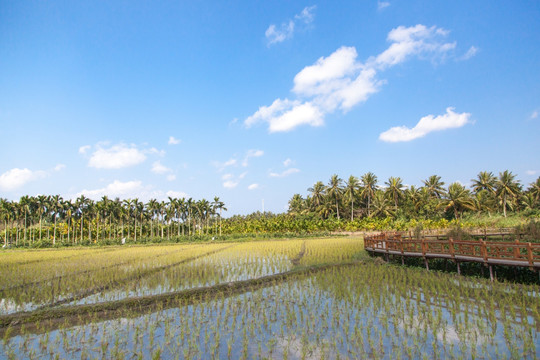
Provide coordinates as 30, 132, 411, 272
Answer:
364, 232, 540, 281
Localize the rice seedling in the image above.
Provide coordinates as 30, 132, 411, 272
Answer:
0, 236, 537, 359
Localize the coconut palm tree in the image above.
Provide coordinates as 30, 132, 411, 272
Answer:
361, 172, 378, 217
422, 175, 446, 198
445, 182, 474, 220
471, 171, 496, 194
308, 181, 325, 211
385, 176, 404, 208
344, 175, 360, 221
371, 191, 395, 218
528, 177, 540, 205
288, 194, 305, 216
326, 174, 343, 220
495, 170, 521, 217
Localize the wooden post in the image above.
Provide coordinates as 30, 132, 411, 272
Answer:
457, 261, 461, 275
489, 265, 494, 282
527, 242, 534, 271
514, 239, 520, 259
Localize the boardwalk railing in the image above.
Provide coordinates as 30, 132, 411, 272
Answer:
364, 232, 540, 280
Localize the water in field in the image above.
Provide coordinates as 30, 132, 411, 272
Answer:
0, 237, 538, 359
1, 263, 538, 359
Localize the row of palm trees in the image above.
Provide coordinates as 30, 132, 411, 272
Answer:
0, 195, 227, 246
289, 171, 540, 220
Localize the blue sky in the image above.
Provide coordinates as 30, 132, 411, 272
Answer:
1, 0, 539, 215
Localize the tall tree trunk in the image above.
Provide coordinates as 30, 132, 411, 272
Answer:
53, 215, 57, 245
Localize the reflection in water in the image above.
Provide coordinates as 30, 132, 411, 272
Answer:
1, 262, 538, 359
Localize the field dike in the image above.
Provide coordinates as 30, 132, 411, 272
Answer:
0, 260, 363, 337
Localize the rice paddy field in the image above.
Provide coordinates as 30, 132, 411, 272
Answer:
0, 236, 538, 359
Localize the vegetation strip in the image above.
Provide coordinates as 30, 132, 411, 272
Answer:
0, 260, 360, 333
290, 241, 306, 266
33, 244, 238, 310
0, 244, 206, 293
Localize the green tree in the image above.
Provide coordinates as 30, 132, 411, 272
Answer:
385, 176, 404, 208
495, 170, 521, 217
344, 175, 360, 221
361, 172, 378, 217
445, 182, 474, 220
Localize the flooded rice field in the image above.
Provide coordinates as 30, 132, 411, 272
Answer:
0, 237, 538, 359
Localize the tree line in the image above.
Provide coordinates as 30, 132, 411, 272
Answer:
288, 171, 540, 221
0, 195, 226, 247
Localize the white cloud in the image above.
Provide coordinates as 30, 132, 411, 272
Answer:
265, 6, 316, 46
223, 180, 239, 189
242, 149, 264, 166
222, 173, 233, 180
379, 107, 471, 142
265, 21, 295, 45
76, 181, 187, 201
526, 170, 538, 176
87, 144, 147, 169
283, 158, 293, 167
531, 110, 538, 120
0, 168, 47, 191
78, 145, 90, 154
374, 25, 455, 69
166, 174, 176, 181
269, 168, 300, 178
76, 180, 145, 200
166, 190, 188, 198
377, 1, 390, 10
295, 5, 316, 24
151, 161, 172, 175
54, 164, 66, 171
248, 183, 259, 190
247, 24, 456, 132
459, 46, 478, 60
168, 136, 181, 145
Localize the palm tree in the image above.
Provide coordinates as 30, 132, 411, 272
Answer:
361, 172, 378, 217
528, 177, 540, 205
422, 175, 446, 198
326, 174, 343, 220
50, 195, 63, 245
344, 176, 360, 221
471, 171, 496, 194
19, 195, 32, 244
76, 195, 90, 243
445, 182, 474, 220
213, 197, 226, 236
0, 199, 12, 246
472, 189, 496, 216
371, 191, 395, 218
36, 195, 49, 241
495, 170, 520, 217
385, 176, 404, 208
288, 194, 305, 216
308, 181, 325, 211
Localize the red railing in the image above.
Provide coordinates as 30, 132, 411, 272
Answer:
364, 233, 540, 269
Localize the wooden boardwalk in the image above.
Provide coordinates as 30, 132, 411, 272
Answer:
364, 232, 540, 281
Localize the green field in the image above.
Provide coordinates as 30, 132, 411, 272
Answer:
0, 237, 538, 359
